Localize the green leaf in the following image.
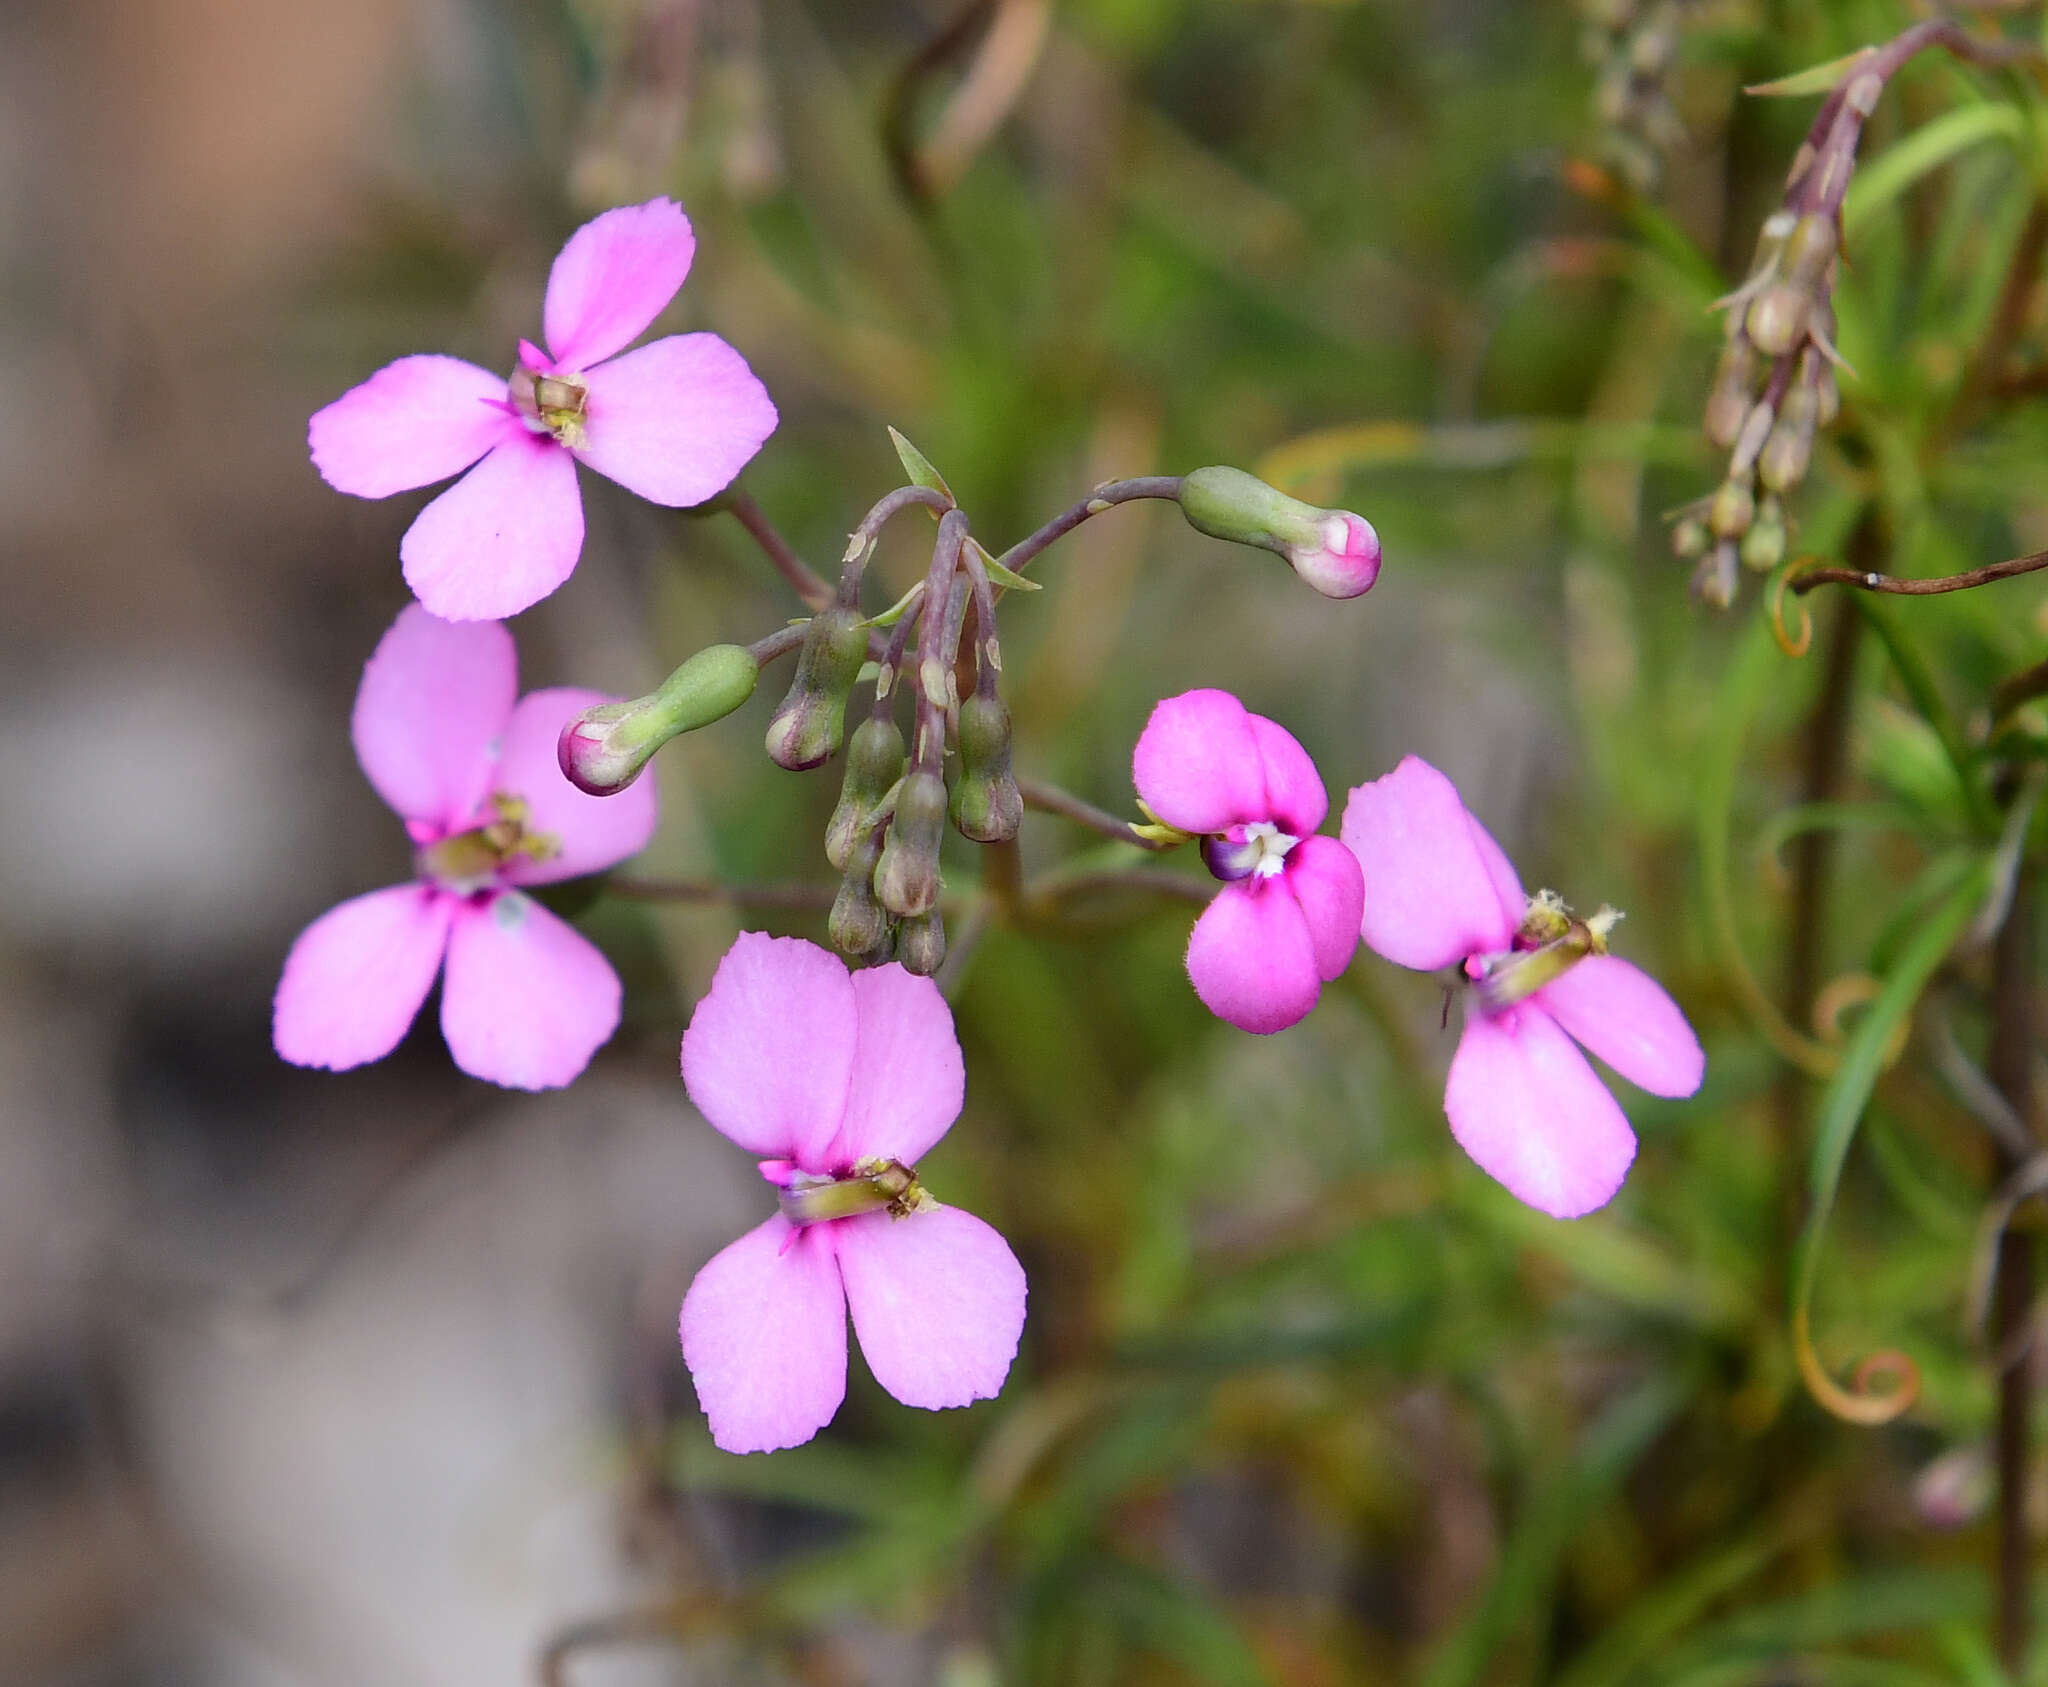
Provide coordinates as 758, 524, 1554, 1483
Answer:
1745, 50, 1870, 99
889, 425, 955, 503
1844, 102, 2026, 240
973, 537, 1043, 591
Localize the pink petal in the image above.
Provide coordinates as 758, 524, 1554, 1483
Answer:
1284, 835, 1364, 982
543, 198, 695, 372
823, 965, 965, 1170
1341, 756, 1520, 973
308, 355, 514, 497
400, 432, 585, 622
1535, 954, 1704, 1099
1185, 878, 1323, 1035
350, 605, 516, 830
1131, 689, 1267, 835
680, 1216, 848, 1454
1443, 1004, 1637, 1218
836, 1207, 1026, 1412
1248, 715, 1327, 836
273, 885, 454, 1071
680, 933, 858, 1167
1469, 815, 1525, 925
574, 334, 777, 508
492, 687, 659, 885
439, 893, 620, 1090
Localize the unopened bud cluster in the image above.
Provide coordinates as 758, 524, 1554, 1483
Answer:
1680, 204, 1844, 608
1578, 0, 1696, 194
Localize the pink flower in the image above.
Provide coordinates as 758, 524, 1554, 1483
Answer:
1290, 509, 1382, 600
1339, 756, 1704, 1218
678, 933, 1027, 1454
1132, 690, 1364, 1034
309, 199, 777, 622
273, 605, 658, 1089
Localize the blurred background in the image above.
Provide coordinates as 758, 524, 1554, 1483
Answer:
9, 0, 2047, 1682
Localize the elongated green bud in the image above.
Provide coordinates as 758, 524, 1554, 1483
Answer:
948, 692, 1022, 843
1178, 467, 1381, 598
825, 715, 907, 870
558, 644, 759, 796
874, 769, 947, 917
764, 606, 868, 771
895, 909, 946, 977
828, 821, 890, 957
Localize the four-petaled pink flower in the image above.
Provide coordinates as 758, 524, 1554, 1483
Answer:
1132, 689, 1364, 1034
309, 198, 777, 622
678, 933, 1027, 1455
1340, 756, 1704, 1218
273, 605, 658, 1089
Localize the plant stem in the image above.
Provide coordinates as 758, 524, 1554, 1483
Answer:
996, 477, 1184, 576
1789, 548, 2048, 598
718, 486, 834, 610
1016, 774, 1176, 850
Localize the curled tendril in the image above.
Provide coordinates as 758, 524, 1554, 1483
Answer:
1793, 1304, 1921, 1425
1766, 556, 1820, 656
1812, 971, 1912, 1068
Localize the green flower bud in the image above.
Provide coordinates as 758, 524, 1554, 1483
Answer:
828, 822, 890, 958
948, 692, 1022, 843
826, 715, 908, 870
764, 606, 869, 771
1782, 213, 1838, 288
1704, 338, 1758, 449
1692, 540, 1739, 609
1708, 475, 1755, 540
558, 644, 759, 796
1744, 282, 1809, 359
1178, 467, 1381, 598
895, 910, 946, 977
1740, 498, 1785, 572
874, 769, 948, 917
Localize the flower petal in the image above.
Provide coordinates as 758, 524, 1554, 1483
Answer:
824, 964, 965, 1169
1443, 1004, 1637, 1218
308, 355, 514, 497
574, 334, 778, 508
680, 1216, 848, 1454
837, 1207, 1026, 1411
401, 432, 585, 622
543, 198, 695, 371
438, 893, 620, 1090
680, 933, 857, 1166
1341, 755, 1520, 973
1185, 878, 1323, 1034
274, 885, 453, 1071
1248, 715, 1327, 836
350, 605, 516, 830
1131, 689, 1266, 835
1284, 835, 1364, 982
1535, 954, 1704, 1099
492, 687, 659, 885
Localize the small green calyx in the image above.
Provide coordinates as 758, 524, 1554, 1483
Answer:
509, 365, 590, 449
777, 1158, 935, 1227
1475, 892, 1622, 1011
419, 792, 560, 893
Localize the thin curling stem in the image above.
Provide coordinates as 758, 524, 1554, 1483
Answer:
1016, 775, 1176, 851
717, 486, 835, 610
996, 476, 1184, 577
839, 484, 956, 603
1789, 547, 2048, 598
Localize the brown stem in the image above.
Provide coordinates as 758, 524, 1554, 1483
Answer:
1789, 548, 2048, 597
842, 484, 955, 602
605, 876, 839, 910
1995, 658, 2048, 722
1016, 774, 1176, 850
995, 477, 1184, 577
717, 487, 834, 610
1989, 868, 2037, 1676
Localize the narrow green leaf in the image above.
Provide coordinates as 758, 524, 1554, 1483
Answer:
1844, 103, 2026, 240
974, 537, 1043, 591
1745, 50, 1869, 99
889, 425, 955, 503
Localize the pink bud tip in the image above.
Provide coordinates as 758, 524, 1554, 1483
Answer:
557, 707, 639, 797
1289, 512, 1382, 599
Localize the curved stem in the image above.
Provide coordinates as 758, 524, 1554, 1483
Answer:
1017, 774, 1177, 850
745, 622, 808, 665
1790, 548, 2048, 597
996, 477, 1184, 576
717, 486, 834, 610
842, 484, 956, 603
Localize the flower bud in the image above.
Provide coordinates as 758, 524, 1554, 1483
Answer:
1708, 475, 1754, 541
1782, 212, 1838, 287
1728, 399, 1775, 477
1704, 338, 1758, 449
825, 715, 907, 870
948, 693, 1022, 843
1178, 467, 1382, 599
828, 823, 890, 958
1758, 385, 1817, 493
1671, 515, 1709, 560
1692, 540, 1739, 609
557, 644, 759, 796
895, 910, 946, 977
1740, 497, 1785, 572
1744, 282, 1809, 358
764, 606, 869, 771
874, 769, 948, 917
